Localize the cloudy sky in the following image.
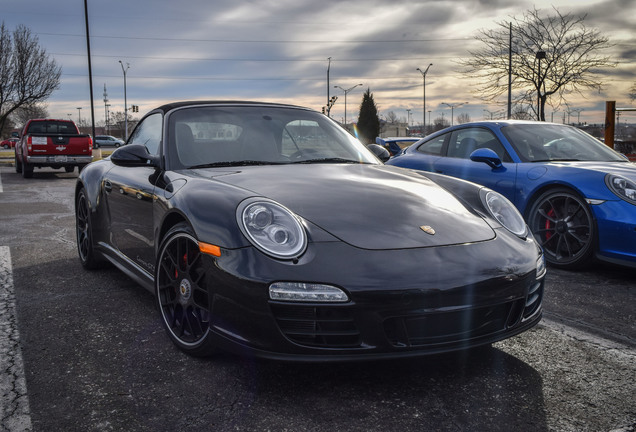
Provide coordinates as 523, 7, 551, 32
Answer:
3, 0, 635, 130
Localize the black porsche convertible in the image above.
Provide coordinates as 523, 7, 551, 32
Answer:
75, 101, 545, 361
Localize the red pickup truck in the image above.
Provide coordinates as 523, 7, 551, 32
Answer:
15, 119, 93, 178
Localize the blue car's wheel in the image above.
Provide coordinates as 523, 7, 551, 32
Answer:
156, 223, 216, 356
527, 188, 595, 269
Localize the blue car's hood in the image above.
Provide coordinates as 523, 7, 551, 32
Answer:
209, 164, 496, 250
545, 161, 636, 180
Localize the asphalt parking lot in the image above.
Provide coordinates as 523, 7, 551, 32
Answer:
0, 165, 634, 432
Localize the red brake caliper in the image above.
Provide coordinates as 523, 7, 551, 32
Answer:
544, 208, 555, 241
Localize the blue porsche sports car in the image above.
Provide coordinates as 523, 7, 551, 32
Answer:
386, 120, 636, 269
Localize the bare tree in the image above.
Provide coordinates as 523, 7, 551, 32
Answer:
432, 116, 450, 132
460, 7, 615, 121
512, 107, 534, 120
12, 104, 49, 129
456, 113, 472, 125
0, 22, 61, 133
385, 111, 399, 124
630, 82, 636, 102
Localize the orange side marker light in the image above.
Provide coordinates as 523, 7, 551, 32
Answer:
199, 242, 222, 257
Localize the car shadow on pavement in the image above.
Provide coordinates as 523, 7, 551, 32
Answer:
12, 256, 548, 432
222, 346, 548, 432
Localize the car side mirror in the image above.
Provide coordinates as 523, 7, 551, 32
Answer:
111, 144, 160, 167
470, 148, 502, 169
367, 144, 391, 162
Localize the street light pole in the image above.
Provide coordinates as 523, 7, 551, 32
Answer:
416, 64, 432, 134
119, 60, 130, 139
441, 102, 468, 126
334, 84, 363, 125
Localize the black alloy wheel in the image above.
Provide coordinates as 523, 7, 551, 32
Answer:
527, 188, 595, 269
76, 189, 100, 269
156, 223, 215, 356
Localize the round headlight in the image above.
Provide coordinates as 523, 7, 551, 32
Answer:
237, 198, 307, 259
481, 190, 527, 237
606, 174, 636, 205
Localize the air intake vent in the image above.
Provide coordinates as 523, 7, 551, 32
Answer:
270, 304, 361, 348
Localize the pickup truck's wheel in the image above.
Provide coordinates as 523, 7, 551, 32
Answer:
76, 189, 100, 269
14, 154, 22, 173
155, 223, 216, 357
22, 161, 33, 178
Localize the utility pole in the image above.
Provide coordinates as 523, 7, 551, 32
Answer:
417, 64, 433, 133
535, 50, 546, 121
103, 84, 109, 133
326, 57, 331, 117
83, 0, 96, 139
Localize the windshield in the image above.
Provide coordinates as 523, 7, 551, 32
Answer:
501, 124, 626, 163
167, 105, 379, 169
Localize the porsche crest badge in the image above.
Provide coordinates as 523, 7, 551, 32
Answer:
420, 225, 436, 235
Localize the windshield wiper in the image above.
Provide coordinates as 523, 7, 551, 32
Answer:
289, 157, 363, 164
190, 160, 287, 169
532, 158, 582, 162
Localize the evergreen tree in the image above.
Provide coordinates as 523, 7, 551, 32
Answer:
356, 88, 380, 144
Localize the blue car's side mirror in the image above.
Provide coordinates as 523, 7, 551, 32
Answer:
470, 148, 502, 169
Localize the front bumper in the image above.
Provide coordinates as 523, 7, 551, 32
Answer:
593, 200, 636, 268
203, 236, 544, 361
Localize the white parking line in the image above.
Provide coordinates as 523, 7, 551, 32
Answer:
0, 246, 33, 432
0, 171, 3, 193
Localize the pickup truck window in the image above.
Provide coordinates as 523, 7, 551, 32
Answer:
27, 121, 78, 135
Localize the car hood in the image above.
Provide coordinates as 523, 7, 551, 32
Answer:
544, 161, 636, 178
205, 164, 495, 250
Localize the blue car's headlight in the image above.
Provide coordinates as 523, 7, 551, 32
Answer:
237, 198, 307, 259
606, 174, 636, 205
481, 189, 527, 237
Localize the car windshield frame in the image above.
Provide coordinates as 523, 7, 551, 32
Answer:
501, 123, 626, 163
165, 105, 379, 170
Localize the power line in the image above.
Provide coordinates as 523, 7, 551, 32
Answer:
37, 32, 472, 44
50, 52, 463, 63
